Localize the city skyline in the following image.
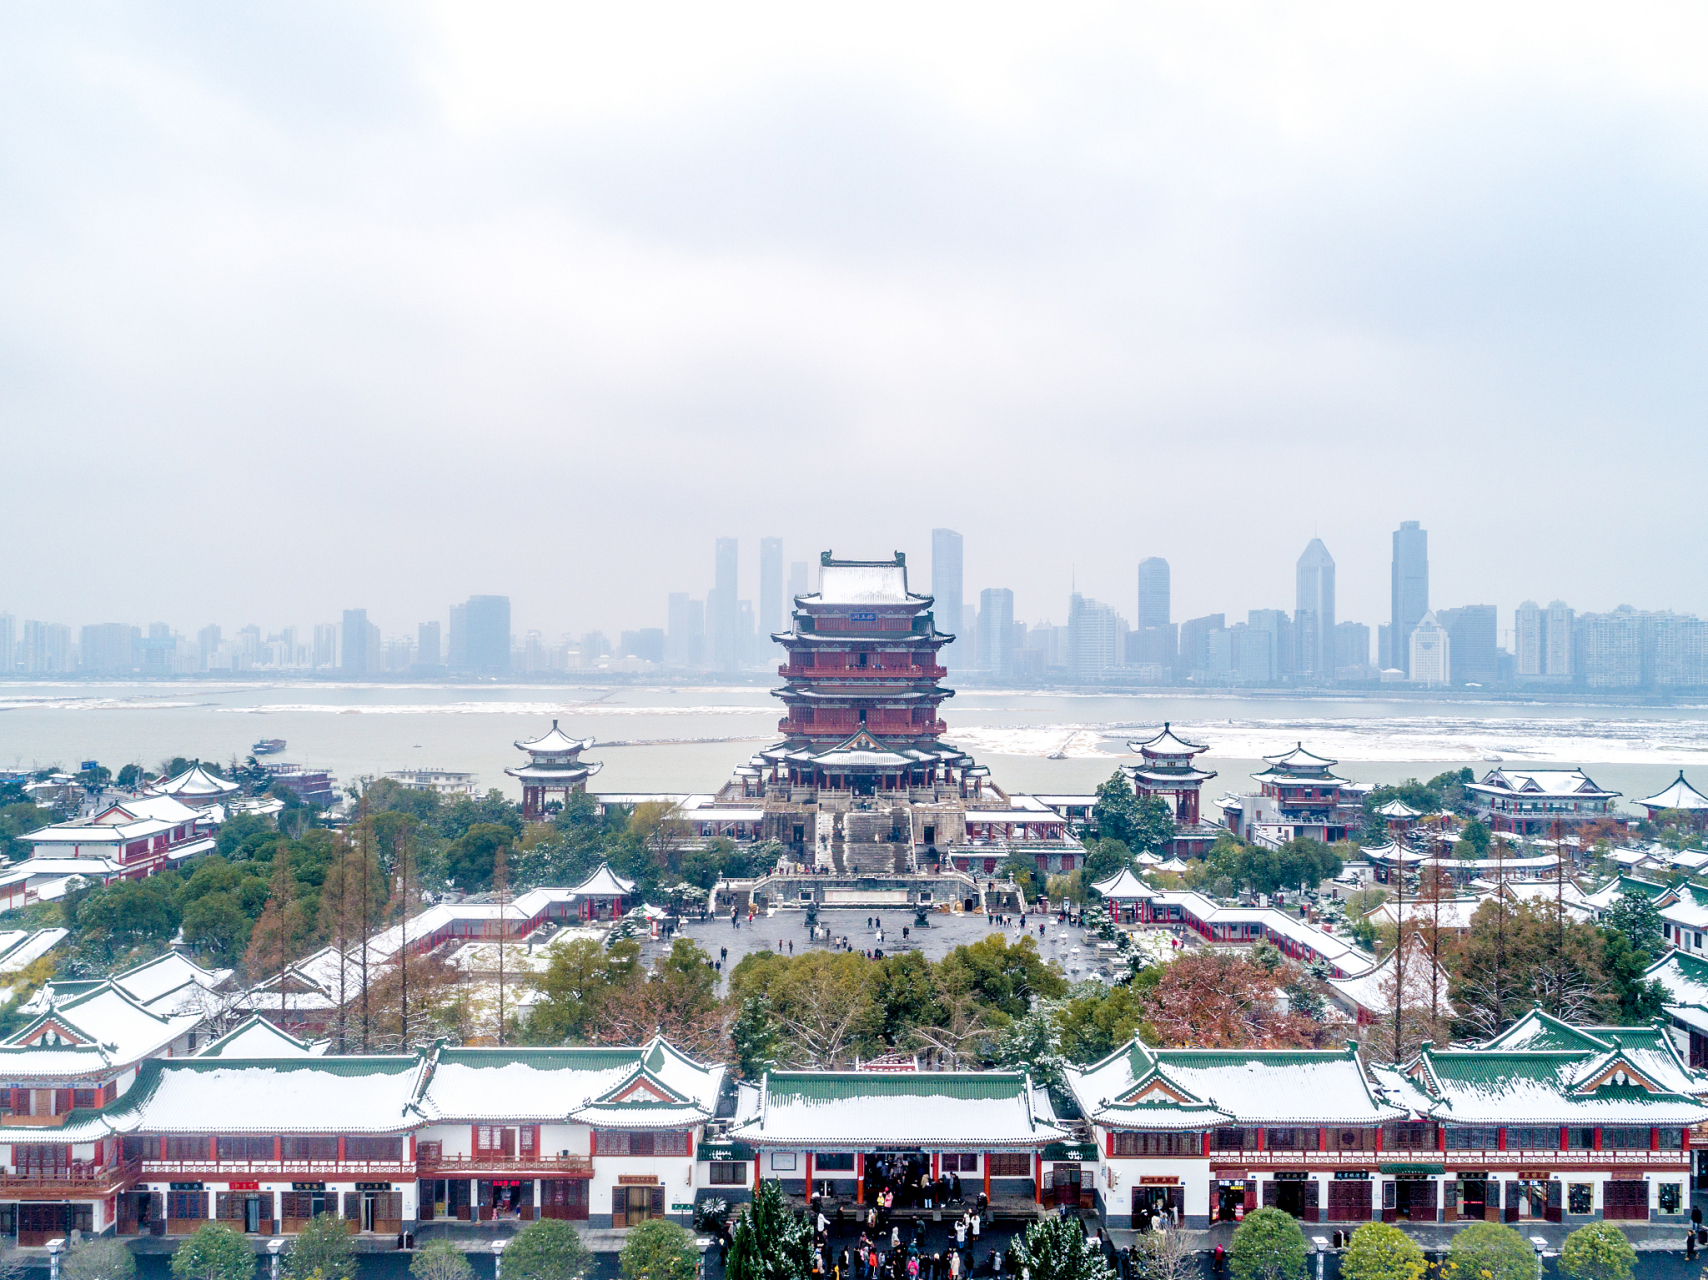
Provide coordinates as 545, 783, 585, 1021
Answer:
3, 9, 1705, 641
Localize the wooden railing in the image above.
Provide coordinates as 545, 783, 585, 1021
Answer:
417, 1154, 594, 1177
141, 1158, 412, 1176
0, 1157, 140, 1196
779, 665, 946, 679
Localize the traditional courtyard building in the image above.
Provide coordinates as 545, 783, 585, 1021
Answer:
728, 1069, 1075, 1209
1067, 1040, 1404, 1229
1217, 745, 1370, 848
506, 722, 602, 821
1070, 1012, 1708, 1231
3, 794, 218, 908
1463, 768, 1622, 836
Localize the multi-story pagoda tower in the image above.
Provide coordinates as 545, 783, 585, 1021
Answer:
506, 721, 602, 819
759, 551, 974, 796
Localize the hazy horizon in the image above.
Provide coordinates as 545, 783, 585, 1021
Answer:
4, 4, 1706, 639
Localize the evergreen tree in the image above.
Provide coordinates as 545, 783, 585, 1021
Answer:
725, 1178, 813, 1280
1228, 1207, 1308, 1280
1009, 1212, 1115, 1280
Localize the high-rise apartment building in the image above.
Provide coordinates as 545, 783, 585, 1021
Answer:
418, 621, 442, 668
666, 593, 705, 668
1137, 558, 1170, 628
760, 537, 784, 640
23, 621, 71, 673
1294, 538, 1335, 678
312, 623, 337, 669
1179, 613, 1225, 679
712, 537, 739, 673
1390, 520, 1429, 676
1438, 605, 1497, 684
79, 623, 138, 674
1408, 611, 1451, 684
977, 588, 1015, 679
1516, 601, 1545, 676
932, 529, 964, 670
1334, 621, 1370, 672
1068, 594, 1120, 678
0, 614, 13, 673
1516, 599, 1574, 680
461, 595, 512, 674
788, 561, 810, 605
1245, 609, 1293, 683
1546, 600, 1574, 678
341, 609, 370, 676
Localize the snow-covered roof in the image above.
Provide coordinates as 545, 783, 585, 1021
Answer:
1374, 800, 1421, 819
105, 1056, 423, 1134
1467, 769, 1619, 799
570, 862, 636, 898
1262, 743, 1338, 768
150, 764, 238, 799
1638, 772, 1708, 813
809, 560, 916, 606
0, 929, 69, 973
1326, 936, 1452, 1019
732, 1070, 1064, 1150
196, 1015, 326, 1058
1477, 1009, 1707, 1097
1067, 1038, 1401, 1130
513, 720, 594, 755
1394, 1040, 1708, 1125
418, 1038, 723, 1128
1090, 868, 1151, 900
0, 982, 204, 1074
109, 951, 231, 1010
1129, 724, 1208, 757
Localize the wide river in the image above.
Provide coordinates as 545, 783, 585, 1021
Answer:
3, 682, 1707, 814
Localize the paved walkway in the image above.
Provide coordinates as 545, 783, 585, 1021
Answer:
648, 909, 1116, 989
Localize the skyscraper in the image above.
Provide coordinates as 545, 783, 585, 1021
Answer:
1409, 611, 1450, 684
1294, 538, 1335, 679
0, 614, 13, 673
1546, 600, 1575, 678
1391, 521, 1429, 675
760, 537, 784, 639
1438, 605, 1497, 684
312, 623, 337, 669
463, 595, 512, 674
340, 609, 370, 676
1068, 594, 1120, 678
1334, 621, 1370, 671
1137, 558, 1170, 628
978, 588, 1015, 679
418, 621, 442, 668
712, 537, 739, 672
1516, 601, 1545, 676
1178, 613, 1225, 680
932, 529, 964, 670
788, 561, 810, 604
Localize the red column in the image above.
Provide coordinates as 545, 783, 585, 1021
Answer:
755, 1154, 762, 1186
984, 1156, 991, 1201
806, 1152, 814, 1194
856, 1155, 864, 1204
337, 1136, 346, 1163
1035, 1153, 1043, 1204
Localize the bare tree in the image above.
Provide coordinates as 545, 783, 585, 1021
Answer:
1129, 1224, 1196, 1280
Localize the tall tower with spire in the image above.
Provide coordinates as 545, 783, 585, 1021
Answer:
1295, 538, 1336, 678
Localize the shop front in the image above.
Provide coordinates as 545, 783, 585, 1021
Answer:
1264, 1172, 1318, 1221
1130, 1178, 1183, 1230
1211, 1175, 1254, 1222
1324, 1171, 1373, 1222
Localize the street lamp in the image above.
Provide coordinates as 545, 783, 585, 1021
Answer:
268, 1238, 285, 1280
1529, 1236, 1549, 1280
493, 1237, 509, 1280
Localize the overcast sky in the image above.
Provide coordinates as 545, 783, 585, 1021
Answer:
4, 2, 1706, 644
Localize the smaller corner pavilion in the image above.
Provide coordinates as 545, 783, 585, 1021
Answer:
1637, 772, 1708, 832
567, 863, 636, 922
1122, 724, 1217, 826
147, 763, 239, 808
507, 721, 602, 819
